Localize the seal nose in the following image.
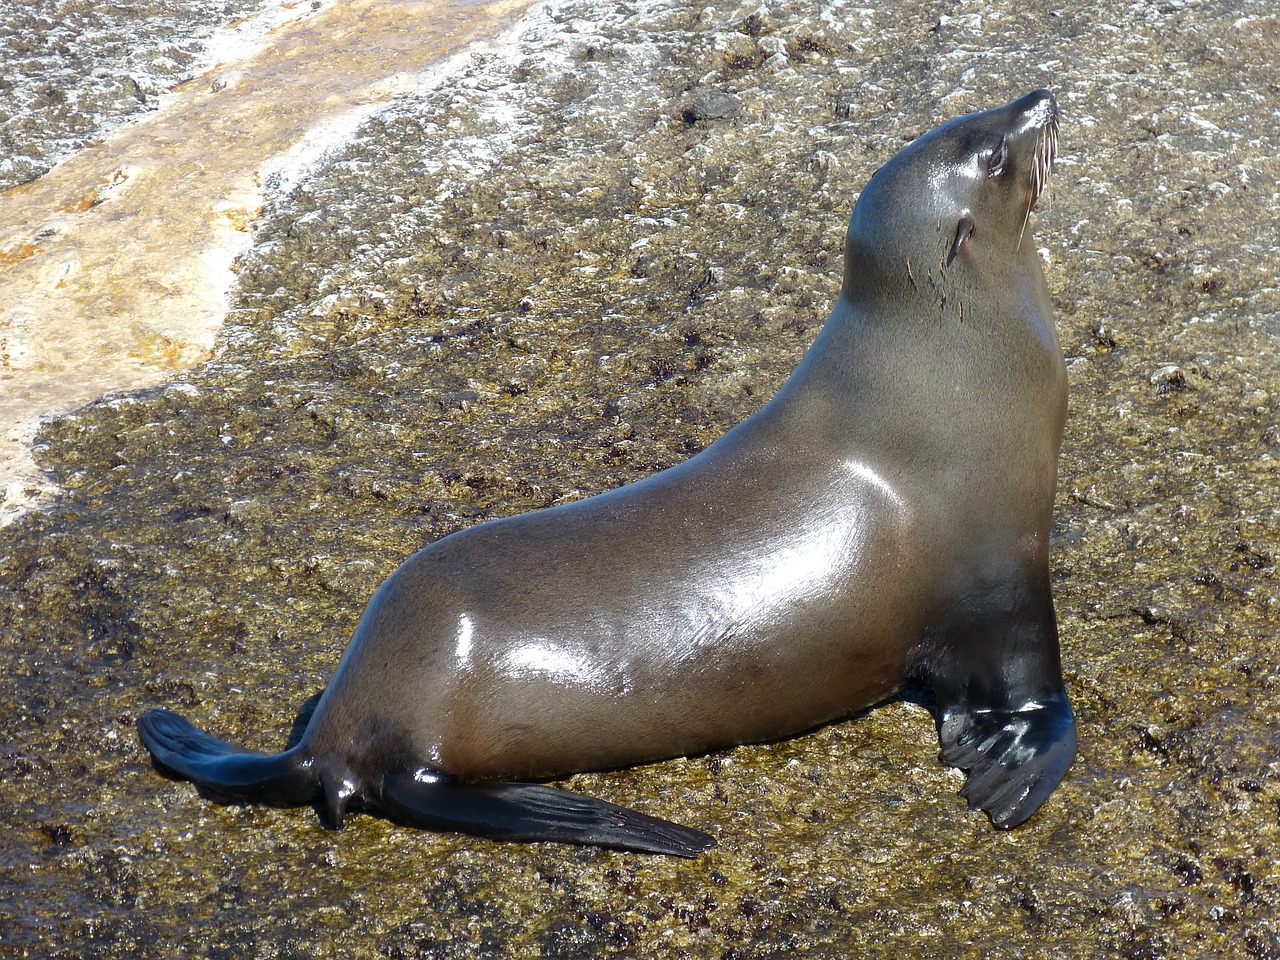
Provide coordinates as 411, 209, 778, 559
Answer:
1010, 89, 1058, 127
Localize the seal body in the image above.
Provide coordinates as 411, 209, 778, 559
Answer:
139, 90, 1074, 856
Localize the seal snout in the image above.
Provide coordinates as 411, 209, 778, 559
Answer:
1011, 90, 1059, 207
1010, 88, 1058, 129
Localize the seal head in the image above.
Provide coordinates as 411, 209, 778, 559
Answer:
845, 88, 1058, 304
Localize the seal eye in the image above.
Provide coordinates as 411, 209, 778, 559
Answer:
987, 137, 1008, 177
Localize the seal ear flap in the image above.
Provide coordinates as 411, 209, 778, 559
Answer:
947, 214, 976, 267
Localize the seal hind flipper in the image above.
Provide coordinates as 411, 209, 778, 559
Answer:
379, 772, 715, 857
137, 708, 317, 806
938, 693, 1075, 828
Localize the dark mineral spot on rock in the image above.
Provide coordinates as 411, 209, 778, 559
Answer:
682, 90, 743, 123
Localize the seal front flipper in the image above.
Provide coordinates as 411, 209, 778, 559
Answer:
379, 772, 715, 857
937, 691, 1075, 828
925, 578, 1076, 829
137, 708, 317, 806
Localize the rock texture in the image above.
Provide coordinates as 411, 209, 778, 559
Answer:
2, 0, 1278, 956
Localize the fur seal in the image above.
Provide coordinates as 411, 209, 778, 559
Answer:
138, 89, 1074, 856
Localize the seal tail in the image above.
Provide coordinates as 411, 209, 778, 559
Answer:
137, 708, 317, 806
380, 772, 715, 857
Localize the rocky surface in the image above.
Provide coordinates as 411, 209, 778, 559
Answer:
2, 0, 1278, 956
0, 0, 284, 190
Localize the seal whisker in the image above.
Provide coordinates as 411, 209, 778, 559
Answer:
1018, 105, 1058, 249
